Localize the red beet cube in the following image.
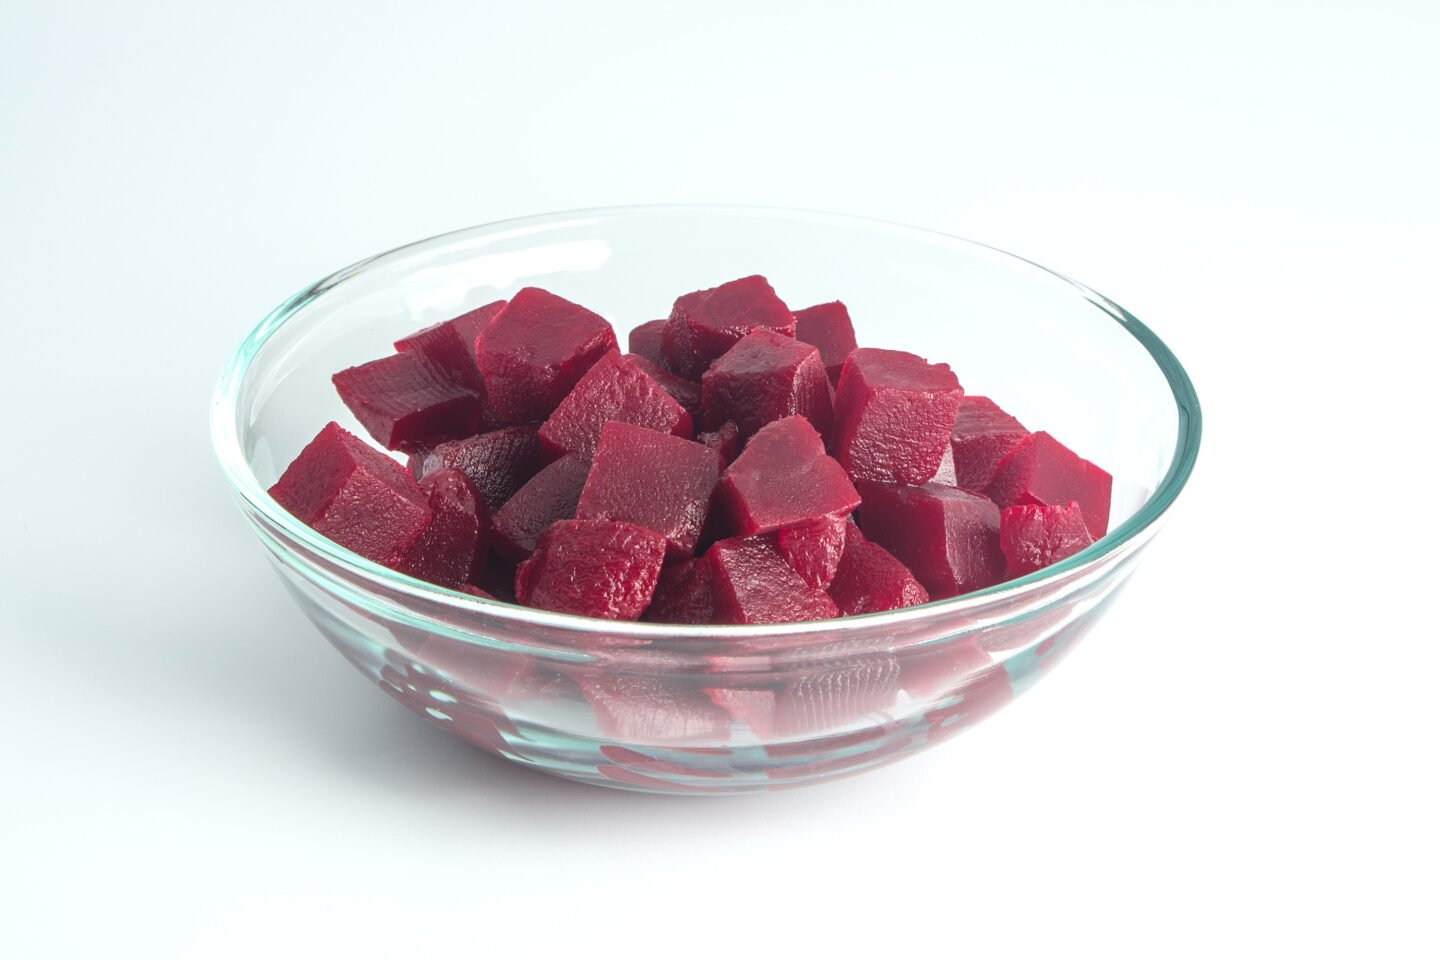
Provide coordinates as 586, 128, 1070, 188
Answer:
708, 536, 841, 624
394, 468, 488, 589
792, 301, 858, 384
627, 319, 668, 367
999, 501, 1095, 577
827, 523, 929, 615
514, 519, 667, 620
950, 396, 1030, 491
393, 300, 506, 391
832, 348, 964, 485
697, 421, 742, 466
626, 353, 702, 422
986, 431, 1113, 539
661, 275, 796, 378
701, 328, 833, 439
268, 422, 431, 565
644, 557, 716, 624
772, 515, 848, 590
410, 425, 540, 512
575, 421, 723, 558
715, 416, 860, 536
537, 350, 694, 462
491, 454, 591, 561
475, 287, 618, 424
332, 351, 485, 453
857, 481, 1004, 599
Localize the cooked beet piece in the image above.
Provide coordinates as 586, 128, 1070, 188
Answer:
792, 301, 858, 384
950, 396, 1030, 491
514, 519, 667, 620
268, 422, 431, 565
393, 299, 507, 391
697, 420, 742, 466
708, 536, 841, 624
661, 275, 796, 378
579, 674, 732, 741
537, 350, 693, 462
986, 431, 1112, 539
827, 523, 929, 615
700, 328, 833, 438
857, 481, 1004, 599
714, 416, 860, 536
332, 351, 485, 453
644, 557, 716, 624
575, 421, 723, 557
475, 287, 617, 424
626, 353, 702, 422
772, 515, 848, 590
410, 425, 541, 513
626, 319, 669, 368
491, 455, 591, 561
999, 501, 1095, 577
394, 468, 487, 589
831, 348, 964, 485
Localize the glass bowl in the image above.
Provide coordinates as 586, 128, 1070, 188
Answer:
212, 205, 1201, 795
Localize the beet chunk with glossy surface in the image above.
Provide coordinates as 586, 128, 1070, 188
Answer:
792, 301, 858, 384
410, 425, 540, 513
332, 351, 485, 453
475, 287, 618, 424
773, 515, 848, 590
661, 275, 796, 378
394, 300, 507, 391
627, 319, 668, 367
626, 353, 702, 422
644, 557, 717, 624
986, 431, 1113, 539
950, 396, 1030, 491
999, 501, 1095, 578
514, 520, 667, 620
491, 454, 591, 561
857, 481, 1004, 599
708, 536, 841, 624
827, 523, 930, 615
537, 350, 693, 462
831, 348, 964, 485
701, 328, 833, 438
715, 416, 860, 536
394, 468, 487, 588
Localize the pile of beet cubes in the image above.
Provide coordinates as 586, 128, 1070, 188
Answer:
269, 277, 1112, 623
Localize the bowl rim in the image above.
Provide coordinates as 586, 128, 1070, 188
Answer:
212, 203, 1202, 643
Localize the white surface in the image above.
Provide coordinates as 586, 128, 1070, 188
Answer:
2, 2, 1437, 957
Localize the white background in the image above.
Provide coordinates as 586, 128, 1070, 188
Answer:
3, 2, 1437, 956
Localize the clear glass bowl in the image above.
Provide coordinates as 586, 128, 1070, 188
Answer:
212, 206, 1201, 794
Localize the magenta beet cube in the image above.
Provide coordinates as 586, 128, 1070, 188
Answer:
697, 421, 742, 466
410, 425, 540, 512
627, 319, 668, 368
394, 468, 488, 589
537, 351, 694, 462
575, 421, 723, 558
999, 501, 1095, 578
268, 422, 431, 565
700, 328, 833, 439
831, 348, 964, 485
950, 396, 1030, 491
393, 299, 506, 391
715, 416, 860, 536
626, 353, 702, 422
475, 287, 618, 424
827, 523, 930, 615
332, 351, 485, 453
644, 557, 717, 624
708, 536, 841, 624
792, 301, 858, 384
491, 454, 591, 561
772, 515, 848, 590
514, 519, 667, 620
661, 275, 796, 378
857, 481, 1004, 599
986, 431, 1113, 539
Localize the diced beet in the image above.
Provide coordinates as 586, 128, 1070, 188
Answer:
475, 287, 618, 424
579, 675, 731, 742
268, 422, 431, 565
999, 501, 1095, 578
491, 454, 591, 561
410, 425, 540, 513
714, 416, 860, 536
661, 275, 796, 378
626, 319, 668, 367
857, 481, 1004, 599
626, 353, 702, 422
514, 519, 667, 620
792, 301, 858, 384
772, 515, 848, 590
393, 300, 507, 391
708, 536, 841, 624
575, 421, 723, 558
332, 351, 485, 453
537, 350, 693, 462
394, 468, 488, 588
827, 523, 930, 615
986, 431, 1113, 539
644, 557, 716, 624
697, 421, 742, 466
700, 328, 833, 439
831, 348, 964, 485
950, 396, 1030, 491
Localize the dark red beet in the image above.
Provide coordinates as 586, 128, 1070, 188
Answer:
514, 519, 667, 620
393, 300, 507, 391
394, 468, 488, 588
700, 328, 833, 438
950, 396, 1030, 491
792, 301, 858, 384
715, 416, 860, 536
626, 353, 702, 422
831, 348, 964, 485
537, 350, 693, 462
579, 675, 731, 742
410, 426, 541, 513
626, 319, 668, 367
708, 536, 841, 624
999, 501, 1095, 577
661, 275, 796, 378
268, 422, 431, 565
857, 481, 1004, 599
772, 515, 848, 590
827, 523, 929, 615
986, 431, 1113, 539
697, 421, 742, 466
475, 287, 617, 424
491, 455, 591, 561
332, 351, 485, 453
644, 557, 716, 624
575, 421, 723, 557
